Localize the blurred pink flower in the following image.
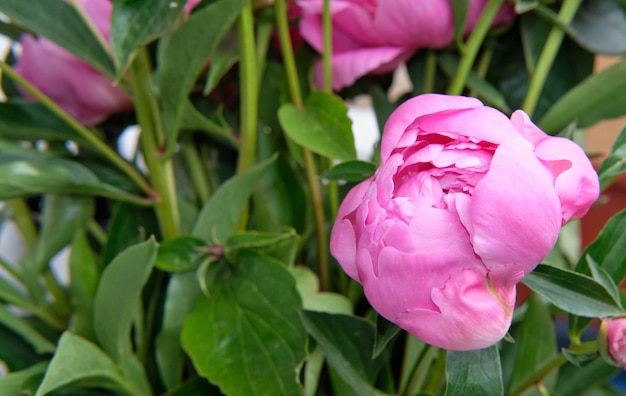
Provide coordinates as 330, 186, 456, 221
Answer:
13, 0, 200, 127
297, 0, 515, 90
602, 318, 626, 368
330, 94, 599, 350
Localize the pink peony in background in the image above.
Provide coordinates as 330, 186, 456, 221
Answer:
330, 94, 599, 350
13, 0, 201, 126
297, 0, 516, 90
602, 317, 626, 368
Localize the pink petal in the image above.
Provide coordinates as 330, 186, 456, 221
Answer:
463, 138, 561, 272
381, 94, 483, 161
396, 267, 516, 351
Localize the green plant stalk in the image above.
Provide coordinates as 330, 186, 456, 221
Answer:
181, 135, 211, 204
7, 199, 37, 248
43, 269, 70, 318
402, 344, 440, 396
236, 3, 258, 175
88, 219, 108, 248
322, 0, 333, 91
424, 347, 447, 394
0, 255, 23, 284
129, 49, 180, 240
521, 0, 583, 117
423, 50, 438, 94
0, 62, 152, 196
468, 46, 493, 97
447, 0, 505, 95
275, 0, 330, 291
510, 341, 598, 395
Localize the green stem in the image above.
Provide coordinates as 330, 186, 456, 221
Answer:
424, 348, 447, 394
510, 341, 597, 396
0, 62, 152, 195
423, 50, 437, 94
88, 220, 108, 248
521, 0, 582, 117
275, 0, 329, 291
447, 0, 505, 95
0, 255, 22, 283
7, 199, 37, 248
181, 134, 211, 204
129, 49, 180, 240
236, 3, 258, 175
322, 0, 333, 91
403, 344, 440, 396
43, 270, 70, 318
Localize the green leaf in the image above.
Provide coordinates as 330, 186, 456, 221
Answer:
0, 361, 48, 396
279, 92, 356, 161
0, 0, 114, 77
597, 124, 626, 191
155, 272, 201, 390
0, 307, 56, 354
554, 356, 620, 395
34, 332, 134, 396
522, 264, 625, 317
224, 229, 298, 256
182, 250, 306, 396
103, 202, 160, 264
0, 149, 149, 204
93, 238, 158, 395
323, 160, 376, 182
507, 294, 556, 394
299, 311, 387, 395
192, 155, 277, 243
446, 346, 503, 396
373, 315, 402, 360
203, 29, 239, 95
570, 0, 626, 55
539, 58, 626, 133
0, 100, 82, 143
68, 231, 100, 341
111, 0, 189, 74
451, 0, 469, 50
180, 101, 238, 147
155, 236, 207, 272
156, 0, 249, 145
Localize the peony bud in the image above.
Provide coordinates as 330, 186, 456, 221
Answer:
600, 317, 626, 368
330, 94, 599, 350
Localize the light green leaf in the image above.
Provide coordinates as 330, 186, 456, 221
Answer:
35, 332, 134, 396
0, 0, 114, 77
156, 0, 249, 145
155, 236, 207, 273
0, 361, 48, 396
523, 264, 625, 317
446, 346, 503, 396
191, 155, 277, 243
182, 250, 306, 396
539, 58, 626, 133
111, 0, 189, 74
68, 231, 100, 341
93, 237, 158, 395
279, 92, 356, 161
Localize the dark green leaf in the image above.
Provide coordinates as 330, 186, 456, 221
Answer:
182, 250, 306, 396
103, 202, 160, 264
522, 264, 625, 317
180, 101, 238, 147
156, 0, 248, 145
597, 124, 626, 191
0, 307, 55, 355
520, 10, 552, 73
155, 236, 207, 272
323, 160, 376, 182
192, 155, 276, 243
372, 315, 402, 360
224, 229, 298, 255
507, 294, 556, 394
451, 0, 469, 49
203, 28, 239, 95
539, 58, 626, 133
0, 100, 82, 143
68, 231, 100, 341
0, 361, 48, 395
34, 332, 135, 396
515, 0, 539, 13
446, 346, 503, 396
554, 356, 620, 395
299, 310, 387, 395
279, 92, 356, 161
93, 238, 157, 395
570, 0, 626, 55
111, 0, 189, 73
0, 149, 149, 204
156, 272, 201, 390
0, 0, 114, 77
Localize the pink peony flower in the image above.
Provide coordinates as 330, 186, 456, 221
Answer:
330, 94, 599, 350
602, 318, 626, 368
13, 0, 131, 126
297, 0, 515, 90
13, 0, 200, 127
